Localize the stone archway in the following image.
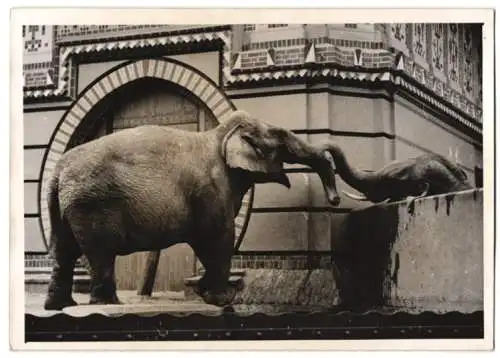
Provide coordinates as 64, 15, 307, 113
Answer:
39, 58, 253, 256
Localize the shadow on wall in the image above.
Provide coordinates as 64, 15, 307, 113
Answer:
474, 166, 483, 188
332, 188, 483, 313
333, 203, 401, 309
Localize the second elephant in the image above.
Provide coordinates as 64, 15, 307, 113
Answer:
322, 141, 473, 204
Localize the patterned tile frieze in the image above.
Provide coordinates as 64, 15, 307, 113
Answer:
230, 44, 482, 126
447, 24, 460, 87
431, 24, 445, 77
242, 36, 383, 52
23, 28, 232, 99
462, 25, 476, 101
412, 23, 427, 62
23, 25, 58, 88
55, 25, 173, 42
23, 24, 482, 127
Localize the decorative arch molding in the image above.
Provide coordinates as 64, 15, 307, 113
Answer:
39, 57, 253, 251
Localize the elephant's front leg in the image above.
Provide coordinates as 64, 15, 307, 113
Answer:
85, 251, 121, 305
191, 230, 236, 307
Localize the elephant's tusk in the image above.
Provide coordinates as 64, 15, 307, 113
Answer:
407, 182, 431, 203
342, 190, 369, 201
420, 182, 430, 197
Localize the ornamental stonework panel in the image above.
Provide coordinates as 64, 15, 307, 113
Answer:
475, 34, 482, 104
22, 25, 56, 88
391, 23, 406, 42
447, 24, 460, 85
412, 23, 426, 60
55, 25, 172, 42
431, 24, 445, 74
463, 25, 474, 99
477, 51, 483, 103
388, 23, 408, 53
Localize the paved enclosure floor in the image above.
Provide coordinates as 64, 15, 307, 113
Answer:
25, 290, 329, 317
25, 290, 219, 317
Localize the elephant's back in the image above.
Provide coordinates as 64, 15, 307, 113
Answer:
57, 124, 214, 221
90, 125, 199, 149
62, 125, 206, 167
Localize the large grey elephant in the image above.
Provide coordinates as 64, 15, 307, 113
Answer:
43, 110, 341, 310
323, 141, 473, 204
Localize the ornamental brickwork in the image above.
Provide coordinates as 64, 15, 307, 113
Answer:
22, 24, 483, 127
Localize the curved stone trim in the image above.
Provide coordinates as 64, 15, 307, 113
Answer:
39, 58, 252, 251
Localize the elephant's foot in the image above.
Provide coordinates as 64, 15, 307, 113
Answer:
200, 286, 237, 307
44, 259, 79, 310
89, 297, 122, 305
44, 295, 78, 311
89, 294, 122, 305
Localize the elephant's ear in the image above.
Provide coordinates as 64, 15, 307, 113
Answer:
384, 164, 412, 181
222, 126, 283, 173
223, 126, 274, 173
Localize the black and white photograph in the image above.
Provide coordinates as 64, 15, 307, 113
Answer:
9, 7, 495, 351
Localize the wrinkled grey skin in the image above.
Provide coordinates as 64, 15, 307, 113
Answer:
323, 141, 473, 204
43, 110, 341, 311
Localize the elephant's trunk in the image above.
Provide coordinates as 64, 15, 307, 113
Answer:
277, 130, 341, 206
321, 141, 379, 196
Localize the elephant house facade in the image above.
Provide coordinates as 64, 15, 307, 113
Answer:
23, 24, 483, 301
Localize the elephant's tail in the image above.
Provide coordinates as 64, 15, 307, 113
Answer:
46, 167, 79, 258
46, 169, 61, 257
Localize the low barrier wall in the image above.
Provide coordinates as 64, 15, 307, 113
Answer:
224, 189, 483, 313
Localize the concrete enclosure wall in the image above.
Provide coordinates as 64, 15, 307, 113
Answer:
229, 189, 483, 312
394, 95, 481, 178
334, 189, 483, 313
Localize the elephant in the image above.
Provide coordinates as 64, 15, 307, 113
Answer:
322, 141, 473, 204
43, 110, 341, 311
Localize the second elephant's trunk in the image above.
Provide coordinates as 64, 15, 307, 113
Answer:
320, 141, 380, 197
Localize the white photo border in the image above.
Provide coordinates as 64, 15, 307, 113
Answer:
9, 7, 495, 351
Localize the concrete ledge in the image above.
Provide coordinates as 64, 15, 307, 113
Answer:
184, 268, 340, 307
334, 189, 483, 313
233, 268, 339, 307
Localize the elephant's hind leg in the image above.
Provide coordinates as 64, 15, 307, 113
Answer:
69, 209, 124, 306
84, 251, 121, 305
44, 226, 81, 311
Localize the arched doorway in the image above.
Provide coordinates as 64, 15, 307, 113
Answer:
39, 58, 253, 293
